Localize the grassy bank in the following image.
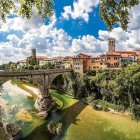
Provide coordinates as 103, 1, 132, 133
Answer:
46, 90, 140, 140
50, 89, 77, 109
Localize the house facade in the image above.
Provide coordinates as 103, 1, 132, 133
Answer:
72, 53, 91, 73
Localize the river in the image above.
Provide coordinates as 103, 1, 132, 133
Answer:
0, 81, 140, 140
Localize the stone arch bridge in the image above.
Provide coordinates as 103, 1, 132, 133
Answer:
0, 69, 73, 97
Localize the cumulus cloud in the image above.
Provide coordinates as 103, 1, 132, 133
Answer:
61, 0, 99, 22
128, 4, 140, 31
71, 35, 105, 55
99, 28, 140, 51
0, 2, 140, 64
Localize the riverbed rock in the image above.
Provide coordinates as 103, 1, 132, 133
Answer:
34, 94, 56, 112
47, 121, 63, 135
6, 124, 22, 137
10, 105, 18, 114
0, 122, 22, 140
36, 111, 48, 119
93, 105, 102, 111
0, 105, 6, 120
15, 109, 32, 123
108, 108, 117, 114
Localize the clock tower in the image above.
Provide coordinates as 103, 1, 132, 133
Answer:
108, 38, 115, 52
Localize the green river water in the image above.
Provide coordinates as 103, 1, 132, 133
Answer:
1, 82, 140, 140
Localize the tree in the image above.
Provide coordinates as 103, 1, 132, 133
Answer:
46, 61, 55, 69
0, 0, 54, 22
29, 57, 37, 66
28, 65, 34, 70
100, 0, 139, 30
9, 63, 17, 71
34, 65, 39, 70
115, 64, 140, 119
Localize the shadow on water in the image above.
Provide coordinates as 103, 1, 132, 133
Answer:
23, 101, 87, 140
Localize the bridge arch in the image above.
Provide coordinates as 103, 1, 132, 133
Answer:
0, 69, 73, 97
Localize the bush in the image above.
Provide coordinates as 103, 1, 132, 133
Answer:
85, 96, 94, 104
34, 65, 39, 70
91, 100, 125, 112
131, 104, 140, 121
28, 65, 34, 70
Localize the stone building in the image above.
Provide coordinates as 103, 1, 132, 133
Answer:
72, 53, 91, 73
26, 48, 37, 66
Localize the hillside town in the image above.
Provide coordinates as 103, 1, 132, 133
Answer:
17, 38, 140, 73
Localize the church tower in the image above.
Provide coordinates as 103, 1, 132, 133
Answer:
31, 48, 37, 65
108, 38, 115, 52
31, 48, 36, 60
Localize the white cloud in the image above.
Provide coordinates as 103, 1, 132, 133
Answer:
61, 0, 99, 22
128, 4, 140, 30
71, 35, 105, 55
0, 2, 140, 64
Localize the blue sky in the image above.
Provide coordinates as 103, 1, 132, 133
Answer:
54, 0, 107, 38
0, 0, 140, 64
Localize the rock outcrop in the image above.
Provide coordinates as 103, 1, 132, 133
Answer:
0, 105, 5, 120
0, 123, 22, 140
36, 111, 48, 120
34, 94, 56, 113
47, 121, 63, 135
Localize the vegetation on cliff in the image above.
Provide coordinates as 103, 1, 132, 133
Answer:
52, 64, 140, 121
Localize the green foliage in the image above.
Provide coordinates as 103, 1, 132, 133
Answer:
100, 0, 140, 30
0, 0, 54, 22
85, 96, 94, 104
92, 100, 125, 112
131, 104, 140, 121
34, 65, 39, 70
0, 0, 15, 22
28, 65, 34, 70
120, 59, 133, 68
9, 63, 17, 71
0, 61, 17, 71
40, 62, 55, 69
29, 57, 37, 66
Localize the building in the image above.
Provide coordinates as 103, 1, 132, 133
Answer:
74, 38, 138, 72
17, 59, 27, 68
135, 49, 140, 64
63, 56, 73, 69
26, 48, 37, 65
89, 38, 120, 69
37, 56, 49, 66
72, 53, 91, 73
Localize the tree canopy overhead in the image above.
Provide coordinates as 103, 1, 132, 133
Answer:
0, 0, 54, 22
0, 0, 140, 30
100, 0, 140, 30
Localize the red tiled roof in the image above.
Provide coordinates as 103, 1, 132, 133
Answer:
77, 53, 91, 57
36, 56, 48, 60
20, 60, 26, 63
116, 51, 135, 54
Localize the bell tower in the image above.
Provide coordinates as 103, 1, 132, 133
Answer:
31, 48, 36, 60
108, 38, 115, 52
31, 48, 37, 65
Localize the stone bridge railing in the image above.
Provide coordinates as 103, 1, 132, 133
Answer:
0, 69, 72, 77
